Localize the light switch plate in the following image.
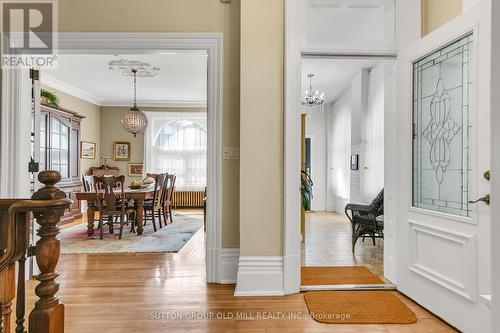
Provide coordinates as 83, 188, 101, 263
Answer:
223, 147, 240, 160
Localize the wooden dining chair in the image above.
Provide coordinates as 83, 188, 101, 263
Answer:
161, 174, 176, 226
82, 175, 100, 227
143, 173, 166, 232
93, 175, 135, 239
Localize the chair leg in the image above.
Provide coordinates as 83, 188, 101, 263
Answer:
163, 208, 169, 225
351, 223, 357, 253
169, 206, 174, 224
108, 215, 114, 234
119, 213, 124, 239
157, 209, 163, 228
99, 216, 104, 240
151, 209, 157, 232
372, 234, 376, 246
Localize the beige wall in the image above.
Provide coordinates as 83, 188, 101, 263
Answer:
41, 85, 100, 177
239, 0, 284, 256
99, 106, 206, 185
422, 0, 463, 35
58, 0, 241, 248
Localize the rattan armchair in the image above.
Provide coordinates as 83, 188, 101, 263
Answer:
344, 189, 384, 253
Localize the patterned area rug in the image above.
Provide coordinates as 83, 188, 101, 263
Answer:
60, 213, 203, 254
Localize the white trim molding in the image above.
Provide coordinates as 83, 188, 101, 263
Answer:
235, 257, 284, 296
0, 68, 32, 198
220, 248, 240, 284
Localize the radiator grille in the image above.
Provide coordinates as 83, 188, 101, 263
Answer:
172, 191, 205, 208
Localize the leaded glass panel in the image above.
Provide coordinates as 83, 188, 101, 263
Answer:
412, 34, 473, 217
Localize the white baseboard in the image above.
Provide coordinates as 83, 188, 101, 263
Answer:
219, 248, 240, 284
283, 254, 301, 294
234, 256, 284, 296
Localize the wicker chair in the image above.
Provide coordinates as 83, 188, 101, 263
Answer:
344, 189, 384, 253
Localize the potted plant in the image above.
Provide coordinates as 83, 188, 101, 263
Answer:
41, 89, 60, 107
301, 170, 313, 211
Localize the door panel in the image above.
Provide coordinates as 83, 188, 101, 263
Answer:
396, 2, 491, 332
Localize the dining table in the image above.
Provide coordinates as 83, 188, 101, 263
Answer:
75, 184, 155, 237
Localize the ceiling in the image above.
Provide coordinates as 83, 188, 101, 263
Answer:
42, 52, 208, 107
301, 58, 381, 104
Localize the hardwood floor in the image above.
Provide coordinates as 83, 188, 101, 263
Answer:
302, 211, 384, 277
21, 216, 458, 332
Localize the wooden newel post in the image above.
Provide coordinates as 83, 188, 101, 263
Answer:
29, 171, 68, 333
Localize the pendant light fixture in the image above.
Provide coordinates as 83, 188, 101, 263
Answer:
302, 74, 325, 114
121, 69, 148, 137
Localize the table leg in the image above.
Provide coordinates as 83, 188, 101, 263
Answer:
135, 199, 144, 235
87, 203, 95, 236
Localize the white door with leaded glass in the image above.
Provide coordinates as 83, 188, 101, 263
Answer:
396, 1, 491, 332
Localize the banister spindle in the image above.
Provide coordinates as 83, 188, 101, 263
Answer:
28, 171, 67, 333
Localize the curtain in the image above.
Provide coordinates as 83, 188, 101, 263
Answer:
361, 65, 385, 200
144, 112, 207, 191
327, 93, 351, 212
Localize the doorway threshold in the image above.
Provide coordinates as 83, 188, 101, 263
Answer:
301, 283, 397, 292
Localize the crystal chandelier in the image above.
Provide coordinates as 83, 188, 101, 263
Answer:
302, 74, 325, 111
121, 69, 148, 137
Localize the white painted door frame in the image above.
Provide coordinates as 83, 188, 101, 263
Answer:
1, 32, 224, 283
284, 0, 421, 294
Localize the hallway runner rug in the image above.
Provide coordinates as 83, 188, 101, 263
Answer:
304, 291, 417, 324
60, 212, 203, 254
301, 266, 384, 285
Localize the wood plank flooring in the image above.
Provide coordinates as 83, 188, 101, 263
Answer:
20, 215, 459, 332
302, 211, 384, 277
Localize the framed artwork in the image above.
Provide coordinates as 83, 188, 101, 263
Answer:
351, 154, 359, 170
80, 141, 96, 159
128, 163, 143, 177
113, 141, 131, 161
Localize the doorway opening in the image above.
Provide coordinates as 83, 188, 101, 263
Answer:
300, 56, 395, 290
3, 33, 223, 283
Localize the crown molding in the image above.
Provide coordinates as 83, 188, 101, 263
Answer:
42, 74, 208, 109
41, 74, 102, 106
100, 99, 208, 108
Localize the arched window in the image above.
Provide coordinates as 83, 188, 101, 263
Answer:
152, 120, 207, 190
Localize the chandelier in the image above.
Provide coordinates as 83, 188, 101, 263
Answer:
121, 69, 148, 137
302, 74, 325, 110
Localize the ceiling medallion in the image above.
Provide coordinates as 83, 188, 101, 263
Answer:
121, 69, 148, 137
109, 59, 160, 78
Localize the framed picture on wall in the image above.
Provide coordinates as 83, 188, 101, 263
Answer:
80, 141, 96, 159
113, 141, 131, 161
128, 163, 143, 177
351, 154, 359, 170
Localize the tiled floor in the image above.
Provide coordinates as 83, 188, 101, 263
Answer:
301, 211, 384, 278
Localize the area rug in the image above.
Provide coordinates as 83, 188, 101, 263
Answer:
304, 291, 417, 324
301, 266, 384, 285
60, 213, 203, 254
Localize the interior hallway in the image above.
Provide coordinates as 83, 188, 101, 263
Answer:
302, 211, 384, 277
21, 217, 457, 332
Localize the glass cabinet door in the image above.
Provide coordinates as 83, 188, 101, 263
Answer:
50, 116, 70, 179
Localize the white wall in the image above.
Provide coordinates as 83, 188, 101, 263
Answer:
326, 63, 386, 213
305, 112, 327, 211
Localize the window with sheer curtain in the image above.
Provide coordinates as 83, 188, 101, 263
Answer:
144, 112, 207, 191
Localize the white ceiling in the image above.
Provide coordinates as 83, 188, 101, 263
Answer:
42, 52, 208, 107
301, 58, 380, 104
